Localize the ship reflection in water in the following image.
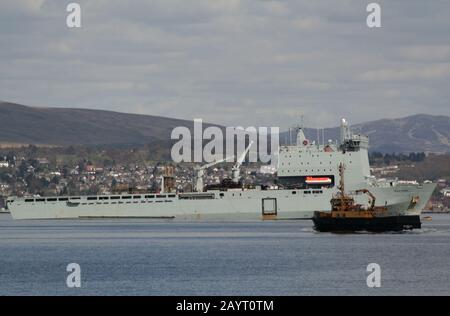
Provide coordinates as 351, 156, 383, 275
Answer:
1, 213, 450, 295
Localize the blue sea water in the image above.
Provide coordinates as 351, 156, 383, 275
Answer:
1, 213, 450, 295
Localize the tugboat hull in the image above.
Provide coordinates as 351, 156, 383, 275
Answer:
312, 213, 421, 232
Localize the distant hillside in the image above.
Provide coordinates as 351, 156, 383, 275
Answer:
300, 114, 450, 153
0, 101, 196, 146
354, 114, 450, 153
1, 101, 449, 153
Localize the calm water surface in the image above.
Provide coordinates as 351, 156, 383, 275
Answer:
1, 213, 450, 295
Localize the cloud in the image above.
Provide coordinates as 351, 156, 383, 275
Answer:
360, 64, 450, 81
291, 17, 324, 31
0, 0, 45, 16
399, 45, 450, 62
0, 0, 449, 129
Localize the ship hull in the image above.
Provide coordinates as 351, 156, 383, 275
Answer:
7, 183, 435, 220
312, 214, 422, 232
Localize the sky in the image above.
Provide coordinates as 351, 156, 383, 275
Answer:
1, 0, 449, 128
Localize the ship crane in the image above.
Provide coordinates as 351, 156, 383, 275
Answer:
194, 156, 234, 192
232, 141, 254, 184
354, 189, 376, 209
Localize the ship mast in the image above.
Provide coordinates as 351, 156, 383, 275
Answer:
295, 115, 310, 147
338, 162, 346, 196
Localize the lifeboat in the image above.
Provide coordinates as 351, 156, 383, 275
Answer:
305, 176, 332, 184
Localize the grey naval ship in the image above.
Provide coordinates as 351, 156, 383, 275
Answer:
6, 119, 436, 220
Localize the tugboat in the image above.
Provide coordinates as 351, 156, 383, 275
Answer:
313, 163, 421, 232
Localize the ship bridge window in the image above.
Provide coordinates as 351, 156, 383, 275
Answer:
46, 198, 57, 202
87, 197, 97, 201
99, 196, 109, 200
36, 198, 45, 202
25, 198, 34, 202
168, 194, 176, 198
58, 197, 69, 201
312, 190, 323, 194
292, 191, 297, 194
70, 197, 81, 200
133, 195, 141, 199
157, 195, 166, 198
145, 195, 155, 199
121, 196, 131, 199
304, 191, 311, 194
110, 196, 120, 200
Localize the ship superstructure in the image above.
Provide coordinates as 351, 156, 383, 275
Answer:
6, 119, 436, 220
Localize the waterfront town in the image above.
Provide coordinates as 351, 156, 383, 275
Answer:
0, 145, 449, 212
